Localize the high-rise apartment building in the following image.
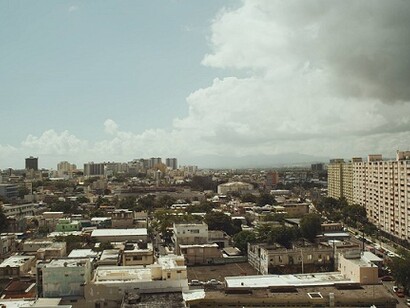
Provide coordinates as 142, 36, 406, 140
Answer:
83, 162, 105, 177
353, 151, 410, 241
327, 159, 353, 204
166, 158, 178, 170
149, 157, 162, 169
25, 156, 38, 171
57, 161, 76, 176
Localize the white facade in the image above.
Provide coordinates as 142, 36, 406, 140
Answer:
217, 182, 253, 195
84, 255, 188, 306
172, 223, 208, 254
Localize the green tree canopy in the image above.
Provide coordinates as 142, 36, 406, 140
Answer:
256, 193, 276, 206
0, 207, 8, 232
390, 250, 410, 294
300, 213, 322, 242
233, 230, 257, 253
204, 211, 239, 236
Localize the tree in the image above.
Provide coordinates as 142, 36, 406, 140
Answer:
204, 212, 237, 235
186, 201, 213, 214
300, 213, 322, 242
233, 230, 257, 253
156, 195, 176, 208
0, 207, 8, 232
390, 250, 410, 294
256, 193, 276, 206
241, 193, 257, 203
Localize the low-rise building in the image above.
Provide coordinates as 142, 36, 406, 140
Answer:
217, 182, 253, 195
179, 243, 222, 265
208, 230, 230, 248
338, 249, 379, 284
0, 255, 36, 279
172, 223, 208, 254
111, 209, 134, 229
90, 228, 148, 243
248, 243, 333, 275
55, 219, 82, 232
0, 234, 18, 258
37, 242, 67, 260
122, 242, 154, 266
183, 272, 396, 307
39, 258, 93, 298
84, 255, 188, 307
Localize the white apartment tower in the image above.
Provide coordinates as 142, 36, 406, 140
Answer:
353, 151, 410, 241
327, 159, 358, 205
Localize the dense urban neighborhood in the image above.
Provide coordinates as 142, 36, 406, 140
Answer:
0, 154, 409, 307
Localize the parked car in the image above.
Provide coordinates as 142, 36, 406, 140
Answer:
393, 286, 399, 293
396, 291, 405, 298
189, 279, 204, 286
406, 298, 410, 307
206, 279, 222, 286
380, 275, 394, 281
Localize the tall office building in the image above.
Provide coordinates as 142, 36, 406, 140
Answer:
25, 156, 38, 171
353, 151, 410, 241
166, 158, 178, 170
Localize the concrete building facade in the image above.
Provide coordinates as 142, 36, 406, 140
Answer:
353, 151, 410, 241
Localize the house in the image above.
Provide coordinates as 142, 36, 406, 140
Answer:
172, 223, 208, 254
38, 258, 93, 298
0, 255, 36, 279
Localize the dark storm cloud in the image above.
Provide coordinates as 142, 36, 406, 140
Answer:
286, 0, 410, 103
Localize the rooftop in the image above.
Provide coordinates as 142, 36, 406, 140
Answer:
0, 256, 34, 268
91, 228, 147, 237
43, 258, 89, 268
68, 249, 99, 258
225, 272, 351, 288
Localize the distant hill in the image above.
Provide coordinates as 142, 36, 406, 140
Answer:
186, 153, 329, 169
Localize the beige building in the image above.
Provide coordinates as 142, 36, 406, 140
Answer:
338, 250, 379, 284
0, 255, 36, 279
179, 243, 222, 265
353, 151, 410, 241
172, 223, 208, 254
122, 242, 154, 266
248, 243, 333, 275
327, 159, 359, 204
183, 273, 396, 308
111, 209, 134, 228
90, 228, 148, 242
84, 255, 188, 307
217, 181, 253, 195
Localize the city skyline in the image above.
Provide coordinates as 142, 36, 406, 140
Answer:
1, 1, 410, 169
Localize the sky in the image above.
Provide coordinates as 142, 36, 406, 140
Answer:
1, 0, 410, 169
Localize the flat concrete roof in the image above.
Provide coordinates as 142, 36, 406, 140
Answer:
0, 256, 34, 268
225, 272, 351, 288
68, 249, 99, 258
94, 266, 152, 283
44, 258, 89, 268
91, 228, 147, 237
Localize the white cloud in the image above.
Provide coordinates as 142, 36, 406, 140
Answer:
1, 1, 410, 168
104, 119, 119, 135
